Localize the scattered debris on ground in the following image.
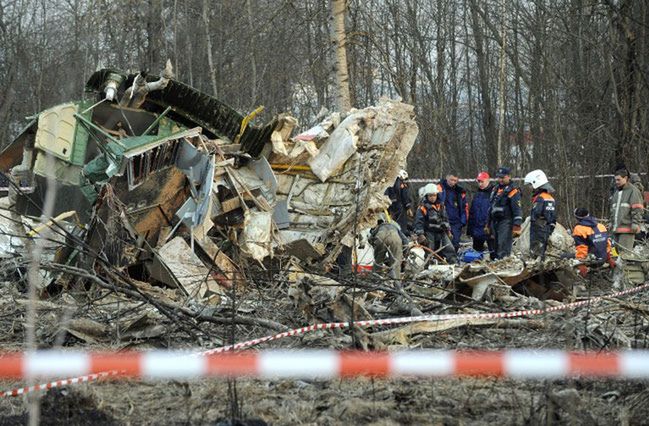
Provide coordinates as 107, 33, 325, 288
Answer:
0, 65, 648, 424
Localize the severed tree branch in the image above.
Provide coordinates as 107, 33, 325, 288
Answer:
44, 263, 289, 333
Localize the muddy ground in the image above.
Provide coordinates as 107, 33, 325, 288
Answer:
2, 375, 649, 425
0, 265, 647, 425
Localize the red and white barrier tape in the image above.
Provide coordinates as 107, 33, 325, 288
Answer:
1, 371, 114, 397
408, 172, 648, 184
1, 350, 649, 380
200, 282, 649, 355
2, 283, 648, 397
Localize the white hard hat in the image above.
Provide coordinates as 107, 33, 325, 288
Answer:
524, 169, 549, 189
398, 169, 409, 180
422, 183, 439, 196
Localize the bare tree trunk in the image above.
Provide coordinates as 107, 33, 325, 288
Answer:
496, 0, 507, 166
469, 0, 498, 171
202, 0, 218, 97
246, 0, 257, 107
0, 63, 16, 144
330, 0, 352, 112
145, 0, 163, 71
184, 0, 193, 87
173, 0, 178, 78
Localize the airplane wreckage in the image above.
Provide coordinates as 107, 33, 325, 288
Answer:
0, 63, 644, 310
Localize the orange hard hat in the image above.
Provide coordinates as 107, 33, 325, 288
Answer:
476, 172, 490, 181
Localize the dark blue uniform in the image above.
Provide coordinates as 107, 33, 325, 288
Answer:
529, 190, 556, 258
414, 199, 457, 263
468, 185, 494, 252
385, 177, 412, 235
489, 184, 523, 259
438, 180, 468, 251
573, 216, 611, 262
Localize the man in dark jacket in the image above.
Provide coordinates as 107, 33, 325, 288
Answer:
610, 168, 644, 255
385, 169, 413, 235
438, 172, 468, 251
488, 167, 523, 260
414, 183, 457, 263
468, 172, 494, 253
524, 169, 556, 259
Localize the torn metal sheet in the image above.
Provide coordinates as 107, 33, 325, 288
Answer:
457, 255, 578, 301
308, 112, 362, 182
153, 236, 221, 302
0, 62, 420, 296
175, 138, 210, 186
272, 199, 290, 230
175, 154, 215, 230
248, 156, 277, 204
271, 99, 418, 266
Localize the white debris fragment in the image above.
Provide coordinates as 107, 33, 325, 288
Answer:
308, 111, 363, 182
239, 210, 273, 262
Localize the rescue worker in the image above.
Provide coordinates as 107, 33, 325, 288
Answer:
369, 217, 409, 280
488, 167, 523, 259
438, 172, 468, 251
630, 173, 648, 240
571, 208, 614, 278
609, 168, 644, 255
385, 169, 413, 235
524, 169, 556, 259
467, 172, 494, 253
414, 183, 458, 263
631, 172, 645, 194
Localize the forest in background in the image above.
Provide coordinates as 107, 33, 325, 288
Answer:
1, 0, 649, 219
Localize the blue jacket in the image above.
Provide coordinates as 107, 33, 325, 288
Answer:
468, 185, 493, 239
573, 215, 610, 261
489, 183, 523, 225
531, 190, 556, 228
439, 179, 468, 226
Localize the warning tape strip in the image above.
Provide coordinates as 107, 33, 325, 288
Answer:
0, 371, 113, 397
2, 283, 647, 397
1, 350, 649, 380
408, 172, 648, 184
200, 282, 649, 355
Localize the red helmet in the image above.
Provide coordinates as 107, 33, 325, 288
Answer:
476, 172, 490, 181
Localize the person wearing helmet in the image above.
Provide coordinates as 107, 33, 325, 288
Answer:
369, 216, 409, 280
413, 183, 457, 263
488, 167, 523, 259
438, 172, 468, 251
385, 169, 413, 236
571, 208, 614, 278
468, 172, 494, 254
524, 169, 557, 259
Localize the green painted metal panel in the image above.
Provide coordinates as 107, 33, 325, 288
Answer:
71, 101, 92, 166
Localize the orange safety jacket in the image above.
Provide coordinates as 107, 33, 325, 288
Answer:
572, 217, 611, 261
